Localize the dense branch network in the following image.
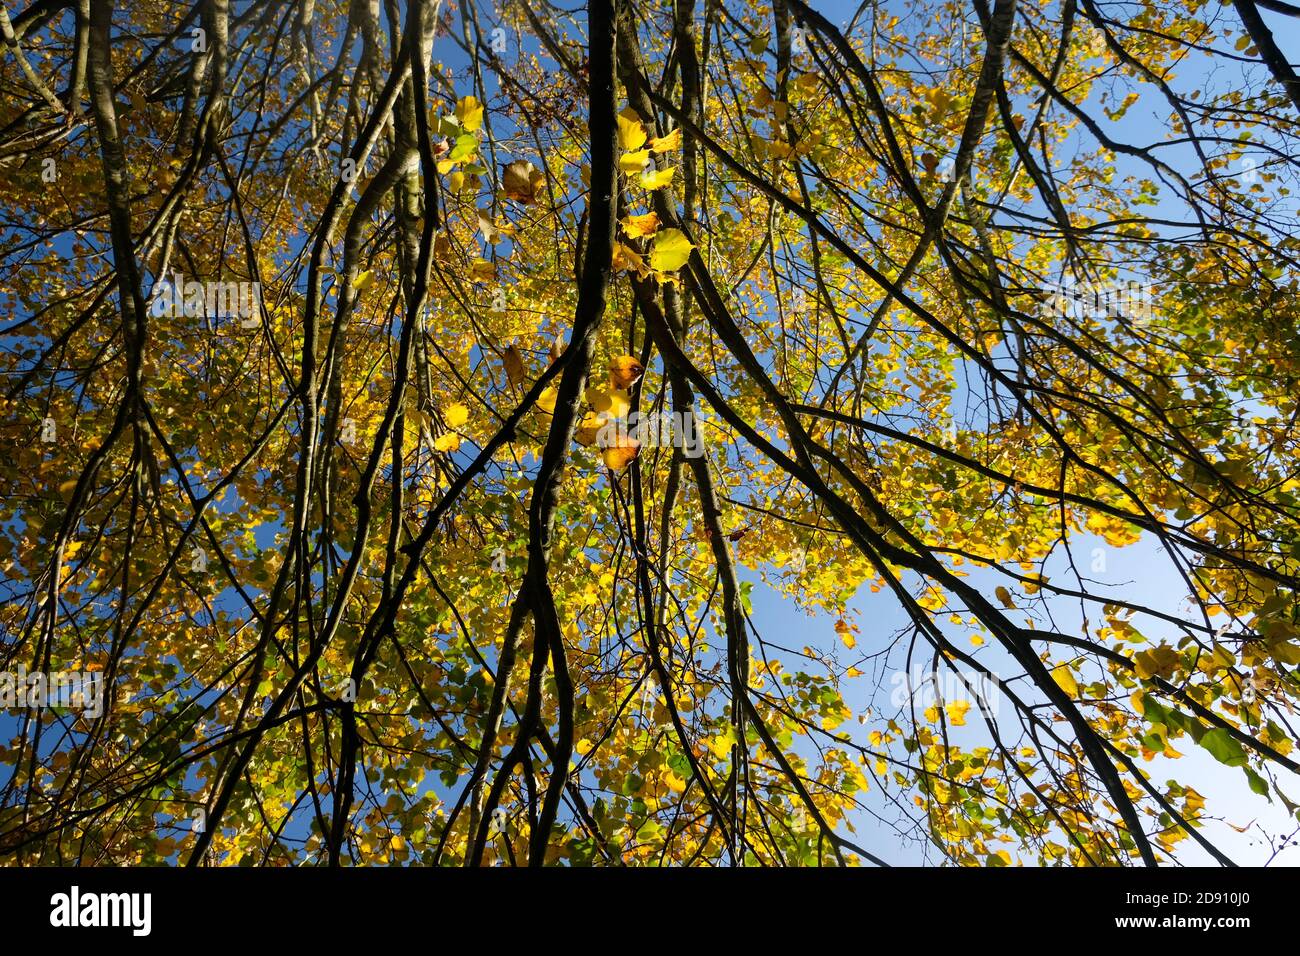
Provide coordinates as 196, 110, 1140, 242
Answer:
1, 0, 1298, 866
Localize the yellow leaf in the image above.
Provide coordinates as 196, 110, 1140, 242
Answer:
834, 618, 856, 649
1134, 644, 1180, 680
648, 228, 694, 273
455, 94, 484, 132
353, 270, 375, 291
574, 414, 603, 447
621, 212, 659, 238
611, 242, 648, 276
616, 107, 647, 151
640, 165, 676, 191
649, 128, 681, 153
601, 438, 641, 470
1051, 664, 1079, 698
470, 258, 496, 281
586, 386, 630, 419
707, 731, 735, 759
766, 138, 793, 159
619, 149, 651, 174
537, 386, 557, 415
946, 700, 971, 726
995, 585, 1015, 609
575, 738, 594, 756
433, 433, 461, 452
445, 403, 469, 428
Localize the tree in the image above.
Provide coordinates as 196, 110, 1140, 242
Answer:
1, 0, 1298, 867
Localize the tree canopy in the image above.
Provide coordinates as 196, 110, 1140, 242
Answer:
1, 0, 1299, 866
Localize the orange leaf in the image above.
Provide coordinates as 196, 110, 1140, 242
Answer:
609, 355, 645, 389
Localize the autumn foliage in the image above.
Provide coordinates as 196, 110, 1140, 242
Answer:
1, 0, 1299, 866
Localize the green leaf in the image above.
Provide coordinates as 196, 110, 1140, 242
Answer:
1199, 728, 1247, 767
667, 750, 691, 779
1140, 693, 1168, 724
448, 133, 478, 162
1244, 767, 1271, 800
